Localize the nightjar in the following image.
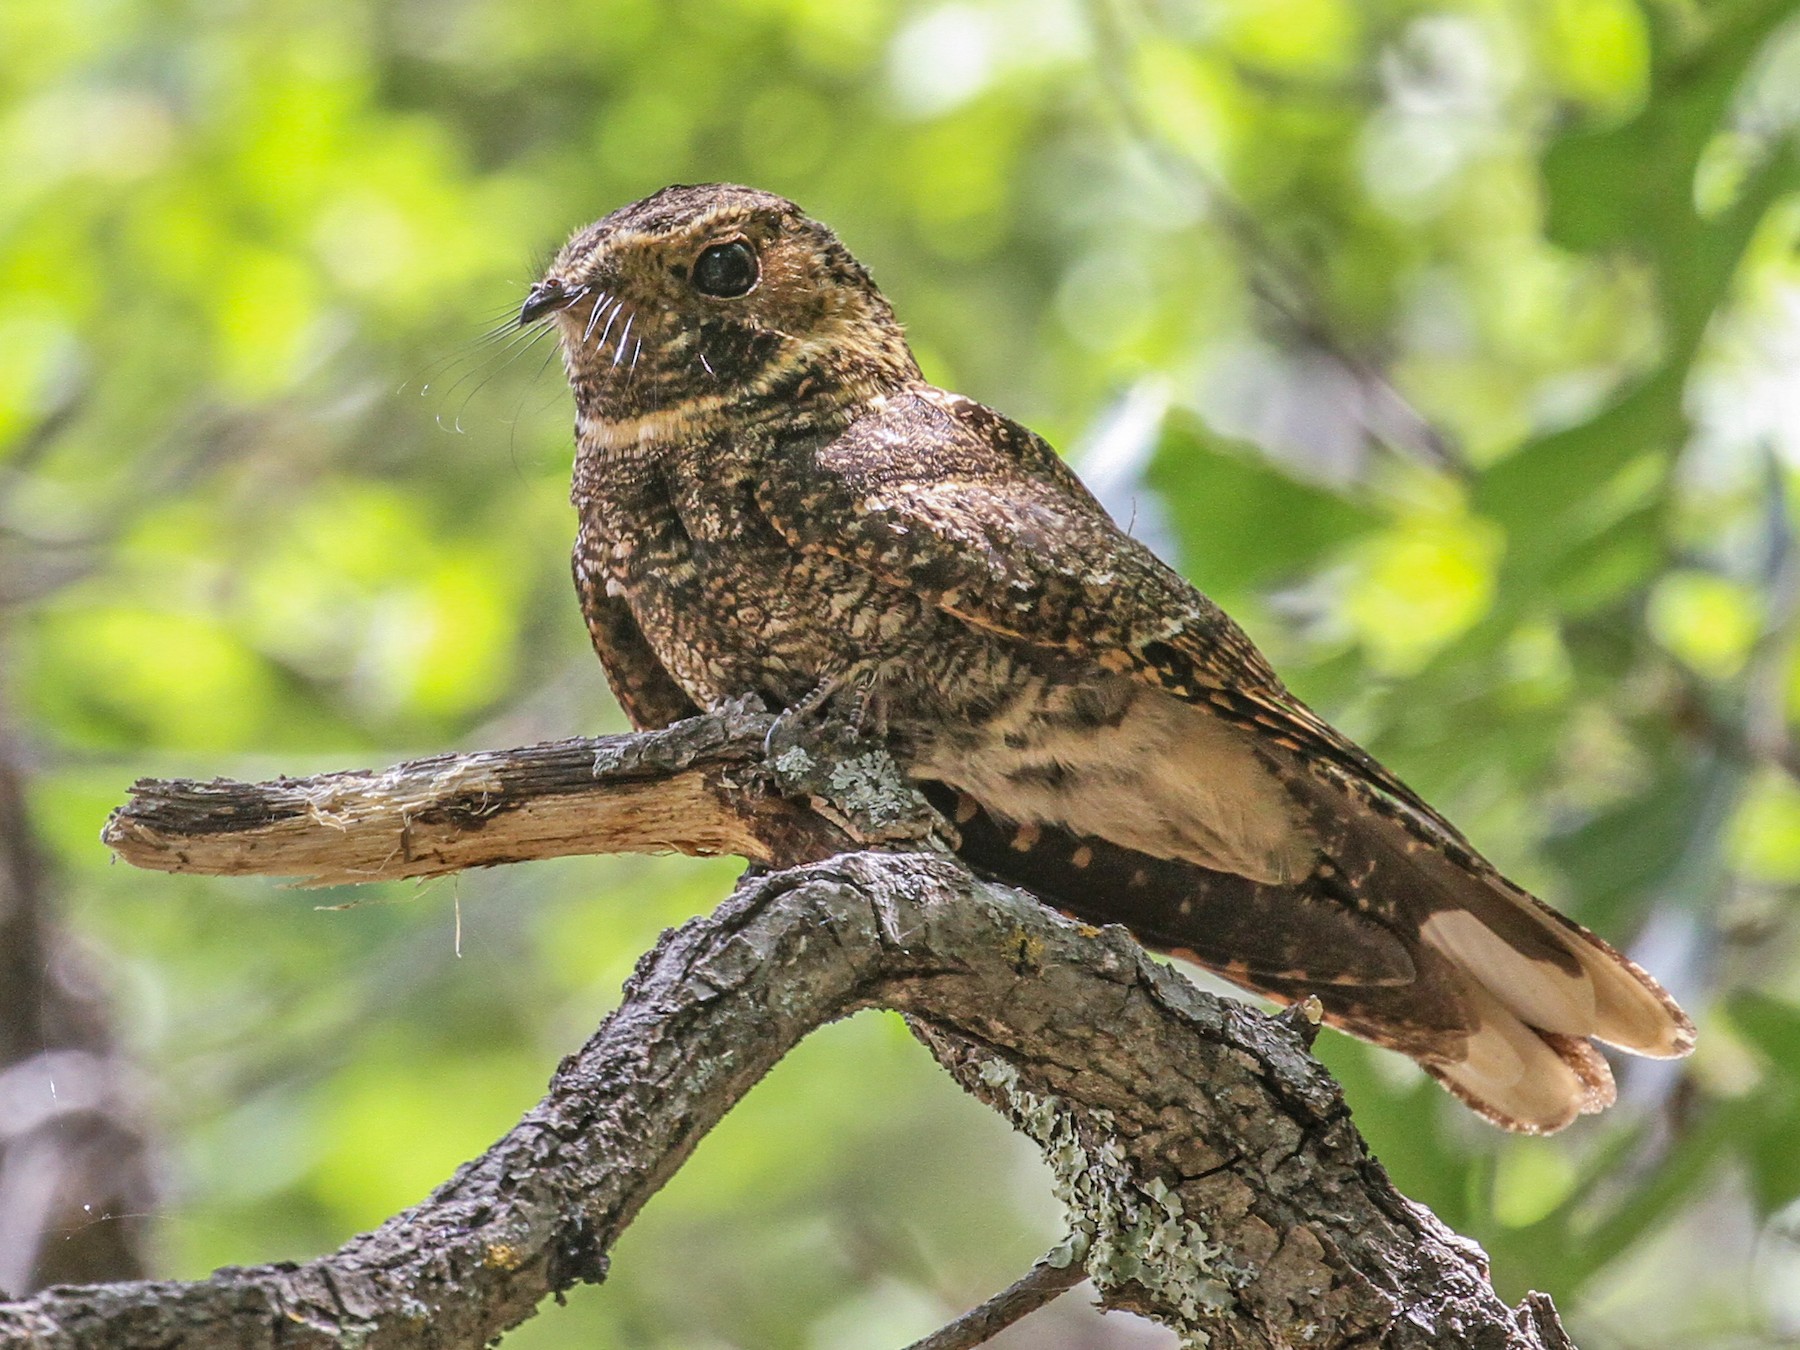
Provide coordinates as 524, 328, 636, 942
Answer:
521, 183, 1694, 1133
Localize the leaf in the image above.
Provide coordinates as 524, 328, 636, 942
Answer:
1725, 992, 1800, 1213
1147, 412, 1380, 606
1541, 755, 1714, 929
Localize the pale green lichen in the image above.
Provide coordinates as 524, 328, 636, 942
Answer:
825, 753, 909, 818
770, 746, 813, 778
977, 1059, 1230, 1346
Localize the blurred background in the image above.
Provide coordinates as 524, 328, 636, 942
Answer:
3, 0, 1800, 1344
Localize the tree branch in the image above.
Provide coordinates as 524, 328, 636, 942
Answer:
0, 725, 154, 1292
28, 709, 1577, 1347
899, 1249, 1087, 1350
0, 847, 1567, 1348
99, 702, 944, 885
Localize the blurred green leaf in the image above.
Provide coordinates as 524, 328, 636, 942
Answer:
1146, 414, 1378, 606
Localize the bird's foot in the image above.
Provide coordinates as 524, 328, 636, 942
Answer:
756, 681, 955, 852
843, 680, 892, 740
760, 675, 846, 762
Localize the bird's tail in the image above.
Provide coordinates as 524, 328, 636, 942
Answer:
932, 787, 1694, 1133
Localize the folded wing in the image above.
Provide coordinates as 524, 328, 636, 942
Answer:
759, 386, 1695, 1131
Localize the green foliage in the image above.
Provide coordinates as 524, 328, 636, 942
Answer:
6, 0, 1800, 1344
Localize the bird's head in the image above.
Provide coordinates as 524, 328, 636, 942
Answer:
525, 184, 921, 447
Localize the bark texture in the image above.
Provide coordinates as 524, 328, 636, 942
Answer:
0, 710, 1579, 1347
101, 701, 942, 884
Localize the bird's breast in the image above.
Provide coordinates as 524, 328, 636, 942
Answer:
575, 450, 942, 707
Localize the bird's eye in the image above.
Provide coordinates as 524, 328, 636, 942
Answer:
691, 240, 759, 298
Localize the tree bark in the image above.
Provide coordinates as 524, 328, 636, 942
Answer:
0, 710, 1576, 1347
100, 700, 936, 884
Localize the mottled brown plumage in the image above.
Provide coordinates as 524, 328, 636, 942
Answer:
528, 183, 1695, 1132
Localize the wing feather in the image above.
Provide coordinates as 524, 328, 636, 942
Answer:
574, 534, 699, 730
755, 385, 1695, 1131
757, 388, 1459, 842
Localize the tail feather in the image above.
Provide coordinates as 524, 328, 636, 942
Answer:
1421, 876, 1693, 1059
1283, 766, 1693, 1129
935, 785, 1693, 1134
1341, 793, 1695, 1076
1424, 988, 1617, 1134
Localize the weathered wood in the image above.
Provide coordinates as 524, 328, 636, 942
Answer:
101, 707, 828, 884
101, 706, 955, 886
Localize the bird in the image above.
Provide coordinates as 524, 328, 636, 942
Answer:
521, 182, 1695, 1134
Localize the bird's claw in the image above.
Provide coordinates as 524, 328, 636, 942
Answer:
753, 678, 954, 851
760, 676, 845, 762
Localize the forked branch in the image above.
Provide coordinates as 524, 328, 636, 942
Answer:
0, 710, 1575, 1348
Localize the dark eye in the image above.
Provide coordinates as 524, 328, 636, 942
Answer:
691, 240, 759, 298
